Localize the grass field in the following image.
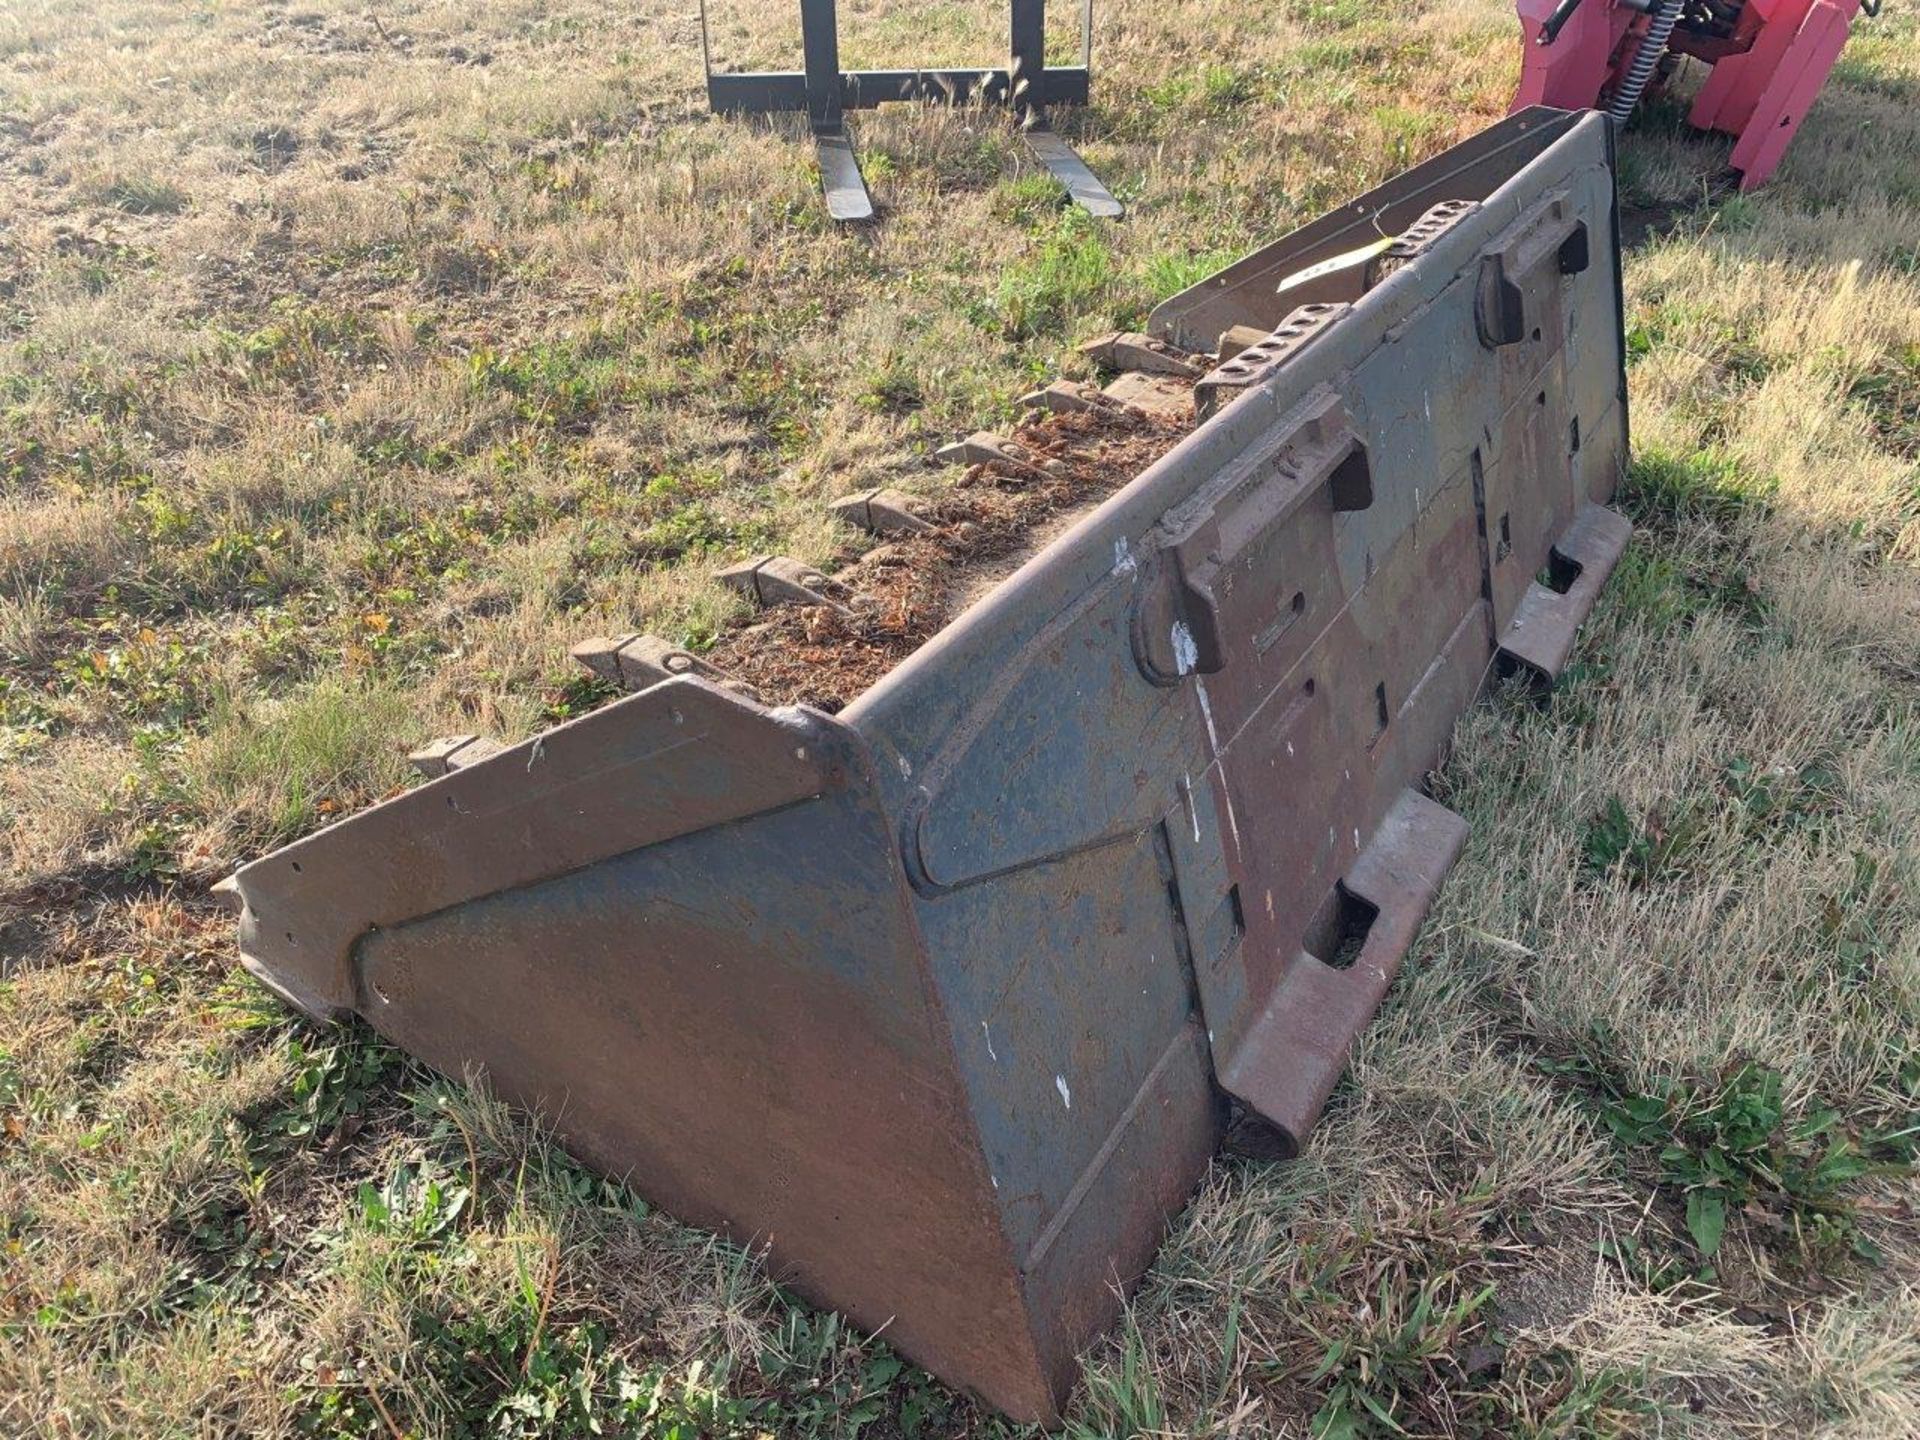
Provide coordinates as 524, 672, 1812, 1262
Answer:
2, 0, 1917, 1434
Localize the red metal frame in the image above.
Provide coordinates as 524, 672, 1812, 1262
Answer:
1512, 0, 1866, 189
1514, 0, 1645, 113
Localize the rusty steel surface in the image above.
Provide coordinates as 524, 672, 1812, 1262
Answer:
225, 108, 1632, 1422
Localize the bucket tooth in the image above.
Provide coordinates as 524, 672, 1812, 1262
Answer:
1078, 331, 1203, 378
829, 487, 932, 536
1018, 379, 1110, 414
409, 734, 505, 778
935, 432, 1065, 479
575, 632, 761, 699
568, 634, 638, 684
716, 555, 843, 609
1215, 324, 1271, 362
1100, 371, 1192, 419
1194, 303, 1350, 420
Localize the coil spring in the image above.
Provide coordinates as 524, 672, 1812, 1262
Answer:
1606, 0, 1682, 123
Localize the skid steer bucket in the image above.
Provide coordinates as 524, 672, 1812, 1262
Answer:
225, 108, 1631, 1422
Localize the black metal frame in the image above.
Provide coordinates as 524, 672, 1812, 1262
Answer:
699, 1, 1119, 222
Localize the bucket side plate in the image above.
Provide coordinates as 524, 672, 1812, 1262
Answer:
226, 679, 1052, 1419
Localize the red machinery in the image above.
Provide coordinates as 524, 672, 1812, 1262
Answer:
1513, 0, 1876, 189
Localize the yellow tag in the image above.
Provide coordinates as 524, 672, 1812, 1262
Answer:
1275, 234, 1398, 295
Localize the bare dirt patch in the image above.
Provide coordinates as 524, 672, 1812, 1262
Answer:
709, 396, 1193, 712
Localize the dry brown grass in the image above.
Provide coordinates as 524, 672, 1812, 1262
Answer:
1, 0, 1916, 1434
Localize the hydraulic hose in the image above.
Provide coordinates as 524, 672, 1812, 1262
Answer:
1537, 0, 1587, 45
1606, 0, 1681, 122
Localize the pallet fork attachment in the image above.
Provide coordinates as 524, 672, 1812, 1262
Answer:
700, 0, 1121, 221
227, 110, 1630, 1422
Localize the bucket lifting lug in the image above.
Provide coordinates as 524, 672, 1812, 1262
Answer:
1194, 304, 1350, 420
1475, 190, 1590, 349
1215, 789, 1470, 1154
1135, 392, 1372, 682
1498, 503, 1632, 680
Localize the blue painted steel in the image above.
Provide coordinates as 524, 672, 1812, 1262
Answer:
225, 108, 1631, 1422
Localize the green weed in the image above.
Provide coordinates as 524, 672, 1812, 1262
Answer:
629, 500, 764, 562
1476, 1354, 1663, 1438
1814, 852, 1900, 998
299, 1318, 768, 1439
356, 1159, 471, 1246
95, 174, 189, 215
1142, 65, 1258, 115
250, 1028, 399, 1152
176, 677, 415, 849
1622, 447, 1772, 526
1847, 341, 1920, 458
1579, 794, 1699, 887
985, 210, 1116, 342
220, 302, 380, 387
1624, 303, 1769, 384
1604, 546, 1692, 631
740, 1295, 967, 1436
1288, 0, 1370, 31
855, 351, 927, 414
52, 615, 210, 726
165, 1153, 286, 1310
1139, 247, 1241, 303
1067, 1324, 1168, 1439
1370, 104, 1442, 169
540, 668, 619, 724
1543, 1055, 1911, 1264
470, 339, 630, 430
1295, 1272, 1495, 1439
1721, 754, 1843, 833
989, 172, 1068, 227
533, 1144, 653, 1223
